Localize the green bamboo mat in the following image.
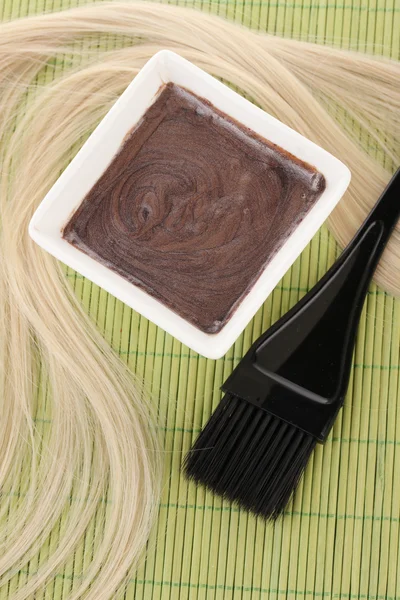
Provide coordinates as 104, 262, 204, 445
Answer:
1, 0, 400, 598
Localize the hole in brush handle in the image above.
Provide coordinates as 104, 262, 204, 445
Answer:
357, 168, 400, 241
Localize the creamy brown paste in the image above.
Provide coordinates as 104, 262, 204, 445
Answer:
63, 83, 325, 333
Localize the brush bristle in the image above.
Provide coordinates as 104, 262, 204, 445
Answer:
184, 394, 317, 519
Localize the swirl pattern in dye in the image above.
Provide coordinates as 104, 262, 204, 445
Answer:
63, 83, 325, 333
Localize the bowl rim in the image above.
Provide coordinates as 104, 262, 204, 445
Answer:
29, 49, 351, 359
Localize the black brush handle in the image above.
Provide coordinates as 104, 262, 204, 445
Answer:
222, 169, 400, 440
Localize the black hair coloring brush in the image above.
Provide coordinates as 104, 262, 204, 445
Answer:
185, 169, 400, 519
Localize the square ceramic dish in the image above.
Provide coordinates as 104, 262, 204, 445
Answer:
29, 50, 351, 359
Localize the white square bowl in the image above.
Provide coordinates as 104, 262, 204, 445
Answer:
29, 49, 351, 360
